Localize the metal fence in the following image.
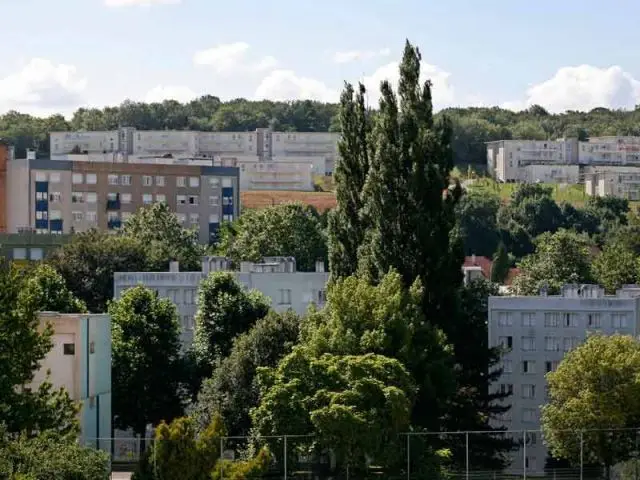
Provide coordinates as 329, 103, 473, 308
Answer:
85, 427, 640, 480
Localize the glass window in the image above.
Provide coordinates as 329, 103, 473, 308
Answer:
522, 384, 536, 399
49, 192, 62, 202
29, 248, 43, 261
35, 172, 47, 182
209, 177, 220, 187
142, 175, 153, 187
121, 175, 132, 185
49, 210, 62, 220
108, 174, 119, 185
177, 195, 187, 205
86, 174, 97, 184
72, 173, 83, 184
189, 176, 200, 188
142, 194, 153, 204
222, 178, 232, 188
86, 211, 97, 222
13, 248, 27, 260
121, 193, 132, 204
36, 210, 48, 220
522, 312, 536, 327
63, 343, 75, 355
188, 195, 199, 206
72, 211, 83, 222
209, 195, 219, 206
176, 213, 186, 223
49, 172, 61, 183
498, 312, 513, 326
176, 176, 186, 187
71, 192, 84, 203
189, 213, 199, 224
521, 337, 535, 351
36, 192, 47, 201
522, 360, 536, 374
86, 192, 97, 203
223, 214, 233, 222
156, 194, 166, 203
545, 336, 560, 351
155, 176, 165, 186
209, 213, 219, 223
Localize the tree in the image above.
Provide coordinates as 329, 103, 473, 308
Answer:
0, 260, 79, 437
592, 241, 638, 293
327, 82, 370, 278
513, 229, 593, 295
216, 202, 327, 272
193, 310, 300, 436
542, 334, 640, 477
457, 189, 501, 257
252, 349, 415, 475
490, 243, 510, 284
123, 202, 204, 271
109, 286, 184, 449
48, 229, 149, 312
18, 264, 87, 314
193, 272, 270, 369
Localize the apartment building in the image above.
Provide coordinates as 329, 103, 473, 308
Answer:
0, 231, 71, 262
584, 167, 640, 199
488, 284, 640, 474
0, 139, 13, 232
5, 157, 239, 244
50, 128, 339, 188
31, 312, 112, 450
113, 256, 329, 347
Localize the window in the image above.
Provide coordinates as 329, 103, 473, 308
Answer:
108, 174, 119, 185
156, 194, 166, 203
36, 211, 48, 220
522, 384, 536, 399
142, 194, 153, 204
86, 211, 97, 222
107, 192, 118, 201
36, 191, 47, 201
63, 343, 75, 355
587, 313, 601, 328
318, 290, 327, 304
155, 176, 165, 186
49, 192, 62, 202
498, 312, 513, 326
498, 336, 513, 349
72, 173, 83, 184
502, 360, 513, 373
223, 214, 234, 222
176, 176, 186, 187
107, 211, 119, 221
544, 312, 560, 327
177, 195, 187, 205
545, 336, 560, 351
49, 172, 61, 183
86, 173, 97, 184
189, 213, 199, 225
49, 210, 62, 220
222, 178, 232, 188
521, 337, 535, 351
279, 289, 292, 305
209, 213, 220, 223
121, 193, 132, 204
184, 315, 194, 331
72, 211, 83, 222
142, 175, 153, 187
522, 408, 537, 423
71, 192, 84, 203
522, 360, 536, 374
545, 360, 559, 373
563, 313, 578, 327
563, 337, 579, 352
528, 433, 538, 445
188, 195, 199, 206
121, 175, 132, 186
525, 457, 537, 470
222, 196, 232, 206
12, 248, 27, 260
499, 383, 513, 395
184, 289, 195, 305
612, 313, 628, 328
522, 312, 536, 327
209, 195, 219, 206
209, 177, 220, 187
189, 176, 200, 188
35, 172, 47, 182
176, 213, 186, 223
86, 192, 97, 203
30, 248, 43, 261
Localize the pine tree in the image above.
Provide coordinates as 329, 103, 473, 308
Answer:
327, 82, 371, 279
490, 242, 510, 284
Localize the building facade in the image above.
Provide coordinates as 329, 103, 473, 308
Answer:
488, 285, 640, 474
0, 231, 71, 261
584, 167, 640, 200
113, 256, 329, 347
5, 157, 239, 244
0, 140, 13, 232
30, 312, 112, 450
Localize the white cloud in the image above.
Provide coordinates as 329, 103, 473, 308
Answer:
333, 48, 391, 64
0, 58, 87, 116
194, 42, 277, 74
104, 0, 179, 6
144, 85, 197, 103
503, 65, 640, 113
254, 70, 338, 103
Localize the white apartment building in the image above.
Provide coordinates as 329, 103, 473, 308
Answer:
489, 284, 640, 474
113, 256, 329, 347
50, 128, 339, 190
584, 167, 640, 200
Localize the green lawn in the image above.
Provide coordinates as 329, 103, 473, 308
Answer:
467, 178, 590, 206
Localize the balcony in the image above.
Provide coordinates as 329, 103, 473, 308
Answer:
106, 195, 121, 210
107, 219, 122, 230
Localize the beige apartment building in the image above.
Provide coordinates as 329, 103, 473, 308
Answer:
6, 157, 239, 244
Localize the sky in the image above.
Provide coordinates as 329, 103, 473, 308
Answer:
2, 0, 640, 117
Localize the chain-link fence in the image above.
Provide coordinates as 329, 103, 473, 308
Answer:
85, 428, 640, 479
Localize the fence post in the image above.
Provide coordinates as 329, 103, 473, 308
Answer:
523, 430, 527, 480
465, 431, 470, 480
284, 435, 287, 480
580, 431, 584, 480
406, 434, 410, 480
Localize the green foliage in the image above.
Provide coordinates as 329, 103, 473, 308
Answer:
48, 229, 149, 312
0, 429, 110, 480
193, 310, 300, 436
210, 446, 272, 480
123, 202, 204, 271
252, 348, 415, 472
542, 334, 640, 470
0, 260, 79, 436
490, 243, 510, 284
109, 286, 185, 438
592, 241, 638, 293
457, 190, 501, 257
193, 272, 270, 369
18, 264, 87, 314
216, 202, 327, 272
513, 229, 594, 295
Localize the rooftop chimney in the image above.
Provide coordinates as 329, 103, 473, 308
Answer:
169, 261, 179, 273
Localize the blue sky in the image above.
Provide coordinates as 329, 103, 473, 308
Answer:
2, 0, 640, 116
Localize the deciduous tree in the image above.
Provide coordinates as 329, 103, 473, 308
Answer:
592, 241, 638, 293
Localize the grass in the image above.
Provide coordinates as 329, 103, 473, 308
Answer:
468, 177, 590, 206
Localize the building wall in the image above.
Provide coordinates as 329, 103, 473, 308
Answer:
0, 142, 11, 232
50, 131, 118, 155
6, 158, 30, 233
520, 164, 580, 184
0, 232, 71, 261
488, 285, 640, 474
583, 167, 640, 199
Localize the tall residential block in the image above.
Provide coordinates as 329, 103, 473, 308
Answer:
6, 157, 239, 244
488, 284, 640, 474
0, 139, 14, 232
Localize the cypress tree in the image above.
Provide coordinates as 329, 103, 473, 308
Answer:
491, 242, 510, 284
327, 82, 371, 279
